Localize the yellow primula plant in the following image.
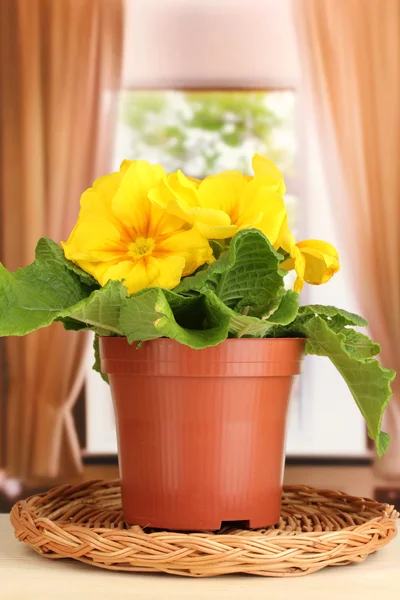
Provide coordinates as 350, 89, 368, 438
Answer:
0, 154, 394, 455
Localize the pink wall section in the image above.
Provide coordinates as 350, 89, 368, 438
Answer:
122, 0, 300, 88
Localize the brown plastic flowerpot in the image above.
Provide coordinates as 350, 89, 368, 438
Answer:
99, 337, 304, 531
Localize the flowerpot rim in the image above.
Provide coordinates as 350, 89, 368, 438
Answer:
99, 336, 305, 377
98, 336, 306, 344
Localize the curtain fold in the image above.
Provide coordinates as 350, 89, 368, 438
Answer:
0, 0, 123, 483
294, 0, 400, 476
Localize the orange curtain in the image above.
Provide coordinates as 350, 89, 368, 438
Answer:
0, 0, 123, 483
294, 0, 400, 476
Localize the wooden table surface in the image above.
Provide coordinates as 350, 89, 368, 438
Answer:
1, 515, 399, 599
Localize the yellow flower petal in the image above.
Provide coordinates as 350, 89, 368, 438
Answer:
297, 239, 339, 258
119, 159, 133, 174
280, 257, 295, 271
149, 170, 200, 218
252, 153, 286, 195
167, 170, 200, 205
150, 255, 186, 290
112, 160, 166, 233
119, 159, 166, 182
149, 177, 199, 225
239, 185, 286, 245
280, 237, 340, 291
149, 178, 231, 234
62, 216, 126, 262
146, 201, 186, 238
122, 257, 161, 293
188, 207, 231, 228
79, 173, 120, 219
66, 258, 120, 284
195, 222, 239, 240
198, 171, 246, 218
281, 245, 306, 292
293, 277, 305, 293
74, 171, 129, 239
156, 227, 213, 275
100, 260, 138, 287
274, 215, 295, 252
101, 255, 187, 294
297, 239, 340, 285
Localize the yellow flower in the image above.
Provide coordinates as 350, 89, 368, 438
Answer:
148, 153, 288, 245
279, 218, 340, 292
62, 160, 213, 294
252, 152, 286, 196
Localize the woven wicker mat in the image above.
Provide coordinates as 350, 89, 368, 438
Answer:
10, 480, 398, 577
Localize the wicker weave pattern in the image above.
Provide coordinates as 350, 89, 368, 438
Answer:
10, 480, 398, 577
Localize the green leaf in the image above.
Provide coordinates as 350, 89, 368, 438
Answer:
163, 291, 207, 330
299, 315, 394, 456
339, 329, 381, 359
175, 229, 286, 317
35, 238, 98, 287
377, 431, 391, 456
265, 290, 299, 325
58, 316, 93, 332
227, 315, 270, 338
0, 251, 94, 337
298, 305, 368, 328
120, 288, 229, 348
199, 288, 299, 339
93, 334, 109, 384
209, 240, 225, 259
57, 280, 127, 336
202, 290, 271, 338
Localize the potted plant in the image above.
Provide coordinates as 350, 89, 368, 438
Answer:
0, 155, 394, 531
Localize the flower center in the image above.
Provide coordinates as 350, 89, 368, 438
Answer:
128, 237, 155, 260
